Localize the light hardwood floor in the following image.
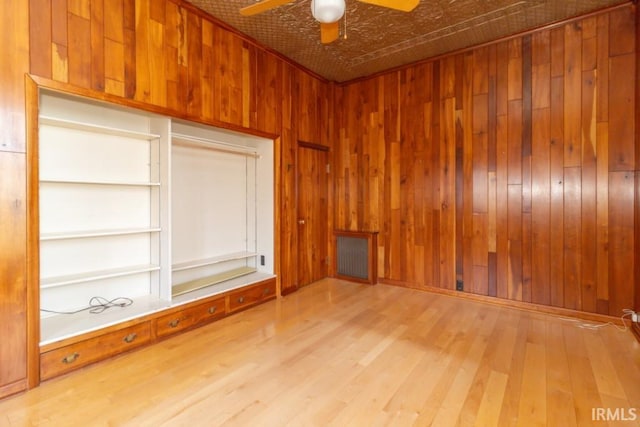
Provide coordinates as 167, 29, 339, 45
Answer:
1, 279, 639, 426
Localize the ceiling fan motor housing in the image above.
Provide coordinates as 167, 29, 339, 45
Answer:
310, 0, 346, 23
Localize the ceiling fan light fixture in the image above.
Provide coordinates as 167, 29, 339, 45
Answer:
310, 0, 345, 23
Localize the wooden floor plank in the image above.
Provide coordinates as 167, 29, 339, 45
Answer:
583, 330, 627, 400
563, 325, 606, 426
600, 328, 640, 410
517, 342, 547, 426
429, 335, 489, 426
457, 309, 504, 426
546, 321, 578, 426
497, 314, 529, 426
474, 370, 509, 427
1, 278, 639, 426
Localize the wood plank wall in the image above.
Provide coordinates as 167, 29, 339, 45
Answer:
334, 5, 637, 317
0, 0, 30, 399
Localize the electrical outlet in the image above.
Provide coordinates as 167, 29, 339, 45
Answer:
633, 312, 639, 323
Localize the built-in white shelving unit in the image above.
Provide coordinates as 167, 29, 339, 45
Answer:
169, 121, 274, 301
38, 91, 275, 345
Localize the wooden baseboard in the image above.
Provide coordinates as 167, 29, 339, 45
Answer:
280, 285, 298, 297
379, 278, 623, 326
0, 378, 27, 400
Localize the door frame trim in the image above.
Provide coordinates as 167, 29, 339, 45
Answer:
295, 140, 330, 289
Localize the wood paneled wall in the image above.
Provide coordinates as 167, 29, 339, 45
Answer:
0, 0, 30, 398
334, 5, 637, 317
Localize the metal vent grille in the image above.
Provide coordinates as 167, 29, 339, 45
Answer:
336, 235, 369, 280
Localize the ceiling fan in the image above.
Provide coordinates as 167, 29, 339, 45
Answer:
240, 0, 420, 44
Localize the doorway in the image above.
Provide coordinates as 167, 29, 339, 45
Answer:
297, 142, 329, 287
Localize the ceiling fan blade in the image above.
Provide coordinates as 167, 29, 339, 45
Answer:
320, 22, 340, 44
357, 0, 419, 12
240, 0, 296, 16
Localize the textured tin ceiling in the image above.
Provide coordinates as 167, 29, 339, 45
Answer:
184, 0, 628, 82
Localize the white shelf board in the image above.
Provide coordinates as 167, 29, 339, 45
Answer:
41, 227, 161, 241
171, 271, 276, 306
172, 133, 260, 158
40, 272, 277, 345
40, 178, 161, 187
172, 266, 257, 297
172, 251, 258, 272
41, 264, 161, 288
40, 115, 161, 140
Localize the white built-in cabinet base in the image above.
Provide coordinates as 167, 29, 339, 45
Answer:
40, 272, 276, 346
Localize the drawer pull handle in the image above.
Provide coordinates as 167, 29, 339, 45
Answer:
62, 353, 79, 364
169, 319, 180, 328
262, 288, 271, 296
123, 333, 137, 343
208, 306, 217, 314
237, 296, 245, 304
